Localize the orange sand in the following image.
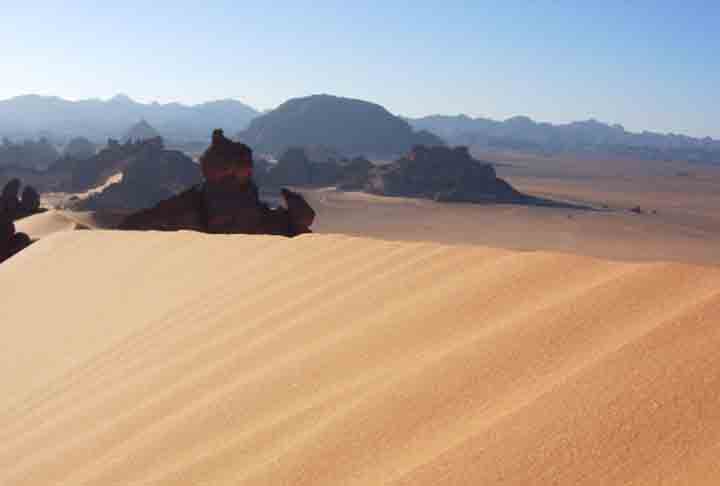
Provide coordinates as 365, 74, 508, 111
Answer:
1, 230, 719, 485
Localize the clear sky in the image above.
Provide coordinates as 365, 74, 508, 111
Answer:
2, 1, 718, 138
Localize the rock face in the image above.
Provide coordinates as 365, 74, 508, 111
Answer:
238, 94, 444, 157
76, 139, 201, 211
365, 145, 521, 203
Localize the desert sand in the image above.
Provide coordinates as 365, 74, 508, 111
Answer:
1, 229, 719, 485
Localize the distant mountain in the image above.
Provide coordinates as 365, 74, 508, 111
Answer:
238, 94, 444, 157
407, 115, 720, 164
0, 94, 259, 143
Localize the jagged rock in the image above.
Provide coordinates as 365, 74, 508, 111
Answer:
20, 186, 40, 213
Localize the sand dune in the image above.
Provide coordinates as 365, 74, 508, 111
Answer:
1, 231, 719, 485
15, 209, 126, 240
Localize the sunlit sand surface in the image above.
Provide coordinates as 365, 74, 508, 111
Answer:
1, 230, 719, 485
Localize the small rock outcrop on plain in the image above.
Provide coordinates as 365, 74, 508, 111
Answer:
365, 145, 521, 203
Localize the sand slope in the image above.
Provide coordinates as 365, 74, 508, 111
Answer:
1, 231, 719, 485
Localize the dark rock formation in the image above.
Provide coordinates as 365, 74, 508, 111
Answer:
1, 178, 43, 220
1, 181, 36, 264
0, 217, 32, 264
1, 178, 21, 212
238, 94, 444, 157
364, 145, 521, 203
49, 136, 168, 193
76, 139, 201, 211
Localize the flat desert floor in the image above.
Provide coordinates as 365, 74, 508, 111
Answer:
304, 154, 720, 266
1, 155, 719, 485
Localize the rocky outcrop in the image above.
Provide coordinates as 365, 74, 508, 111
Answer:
238, 94, 444, 157
365, 145, 521, 203
76, 139, 201, 211
49, 136, 168, 193
1, 178, 40, 264
1, 178, 43, 220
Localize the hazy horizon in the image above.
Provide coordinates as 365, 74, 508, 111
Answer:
3, 2, 719, 138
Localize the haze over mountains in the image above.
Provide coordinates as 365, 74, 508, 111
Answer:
1, 93, 719, 164
0, 94, 258, 143
408, 114, 720, 164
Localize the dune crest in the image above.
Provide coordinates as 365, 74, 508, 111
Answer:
1, 231, 719, 485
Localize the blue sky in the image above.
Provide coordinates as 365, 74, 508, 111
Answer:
2, 2, 718, 137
